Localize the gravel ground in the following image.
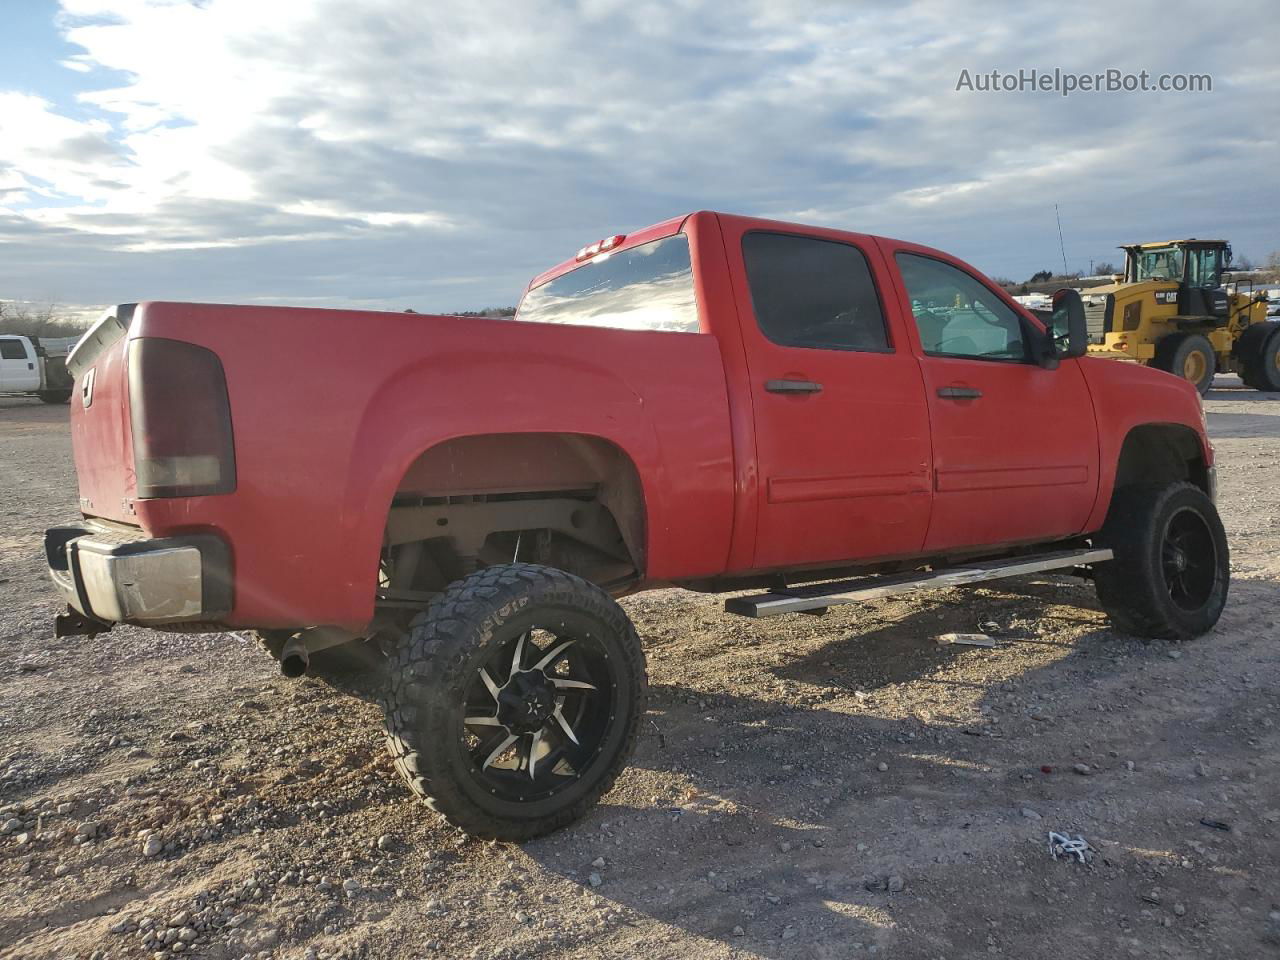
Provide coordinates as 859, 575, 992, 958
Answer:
2, 379, 1279, 960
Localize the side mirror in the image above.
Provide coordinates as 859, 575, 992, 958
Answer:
1043, 288, 1087, 362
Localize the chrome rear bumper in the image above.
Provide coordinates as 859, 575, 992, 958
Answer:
45, 522, 231, 626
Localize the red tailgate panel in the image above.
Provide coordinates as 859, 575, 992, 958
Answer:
69, 336, 137, 524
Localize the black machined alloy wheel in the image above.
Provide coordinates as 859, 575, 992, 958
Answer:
382, 563, 646, 841
1094, 482, 1229, 641
1161, 507, 1218, 612
462, 622, 616, 803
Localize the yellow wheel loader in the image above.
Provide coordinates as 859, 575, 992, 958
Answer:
1083, 239, 1277, 394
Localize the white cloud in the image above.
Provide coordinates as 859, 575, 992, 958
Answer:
0, 92, 126, 205
0, 0, 1277, 314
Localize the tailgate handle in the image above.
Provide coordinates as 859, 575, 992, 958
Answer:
937, 385, 982, 399
766, 379, 823, 394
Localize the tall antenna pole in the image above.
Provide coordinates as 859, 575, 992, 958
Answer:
1055, 204, 1069, 276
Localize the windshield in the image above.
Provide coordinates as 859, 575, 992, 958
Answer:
1135, 246, 1184, 282
516, 233, 700, 333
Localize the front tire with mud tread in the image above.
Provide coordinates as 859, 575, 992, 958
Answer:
1093, 482, 1228, 641
382, 563, 646, 841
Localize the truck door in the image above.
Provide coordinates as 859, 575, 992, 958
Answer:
0, 337, 41, 392
884, 246, 1099, 552
722, 220, 933, 570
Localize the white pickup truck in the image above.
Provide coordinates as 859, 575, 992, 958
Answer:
0, 334, 78, 404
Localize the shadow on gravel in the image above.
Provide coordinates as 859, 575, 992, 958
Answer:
508, 577, 1148, 958
765, 576, 1106, 692
0, 397, 71, 416
514, 575, 1270, 959
1202, 411, 1280, 438
1205, 386, 1280, 402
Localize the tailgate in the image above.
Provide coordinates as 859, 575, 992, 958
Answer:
67, 306, 138, 524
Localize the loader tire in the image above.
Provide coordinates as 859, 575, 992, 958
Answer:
381, 563, 646, 841
1093, 482, 1228, 641
1153, 334, 1215, 395
1240, 328, 1280, 392
38, 390, 72, 404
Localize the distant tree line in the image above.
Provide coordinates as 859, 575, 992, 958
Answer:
450, 306, 517, 318
997, 250, 1280, 295
403, 306, 517, 317
0, 302, 90, 338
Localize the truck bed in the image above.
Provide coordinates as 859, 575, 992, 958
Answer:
68, 302, 736, 629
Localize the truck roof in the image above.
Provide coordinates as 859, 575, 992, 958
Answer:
526, 213, 692, 292
1120, 239, 1228, 249
525, 211, 908, 296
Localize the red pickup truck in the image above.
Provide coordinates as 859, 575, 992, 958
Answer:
47, 211, 1228, 840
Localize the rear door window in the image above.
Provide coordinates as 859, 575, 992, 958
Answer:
741, 232, 890, 352
0, 339, 29, 360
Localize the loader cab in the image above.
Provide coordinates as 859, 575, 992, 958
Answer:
1122, 239, 1231, 319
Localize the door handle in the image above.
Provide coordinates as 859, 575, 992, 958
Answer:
765, 379, 823, 394
937, 386, 982, 399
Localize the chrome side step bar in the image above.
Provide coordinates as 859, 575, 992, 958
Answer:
723, 548, 1113, 619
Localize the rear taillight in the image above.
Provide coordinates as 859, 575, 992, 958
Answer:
127, 338, 236, 498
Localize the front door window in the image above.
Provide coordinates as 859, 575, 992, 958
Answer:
895, 254, 1029, 362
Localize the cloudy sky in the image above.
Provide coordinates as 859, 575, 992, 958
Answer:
1, 0, 1277, 320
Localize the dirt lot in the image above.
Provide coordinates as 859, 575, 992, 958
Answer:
2, 382, 1279, 960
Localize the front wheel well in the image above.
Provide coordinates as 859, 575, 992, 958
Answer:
1112, 424, 1209, 498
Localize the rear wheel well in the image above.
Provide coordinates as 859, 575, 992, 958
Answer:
1112, 424, 1209, 498
379, 434, 646, 605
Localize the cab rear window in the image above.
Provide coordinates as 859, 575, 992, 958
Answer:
517, 234, 700, 333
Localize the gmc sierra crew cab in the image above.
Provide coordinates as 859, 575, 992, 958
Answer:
46, 211, 1229, 840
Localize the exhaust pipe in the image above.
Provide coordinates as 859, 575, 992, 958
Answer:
277, 626, 358, 678
280, 635, 310, 678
